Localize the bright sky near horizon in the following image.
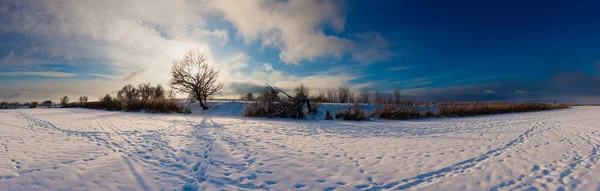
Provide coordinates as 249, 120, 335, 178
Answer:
1, 0, 599, 103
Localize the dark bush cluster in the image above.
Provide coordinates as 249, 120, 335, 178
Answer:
62, 83, 185, 114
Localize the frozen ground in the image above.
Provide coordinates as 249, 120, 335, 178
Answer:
0, 105, 599, 190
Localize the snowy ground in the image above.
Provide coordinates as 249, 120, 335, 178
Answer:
0, 105, 599, 191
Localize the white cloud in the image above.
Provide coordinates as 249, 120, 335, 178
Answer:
87, 73, 115, 79
0, 71, 77, 77
484, 90, 496, 94
261, 63, 274, 72
208, 0, 391, 64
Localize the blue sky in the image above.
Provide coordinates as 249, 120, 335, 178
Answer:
1, 0, 599, 103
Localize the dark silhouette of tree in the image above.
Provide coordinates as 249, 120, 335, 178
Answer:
79, 96, 88, 103
241, 92, 255, 101
294, 84, 309, 98
153, 84, 166, 99
359, 88, 370, 104
374, 90, 382, 104
169, 50, 223, 110
60, 96, 69, 105
337, 86, 350, 103
138, 83, 154, 101
117, 84, 139, 105
393, 87, 402, 104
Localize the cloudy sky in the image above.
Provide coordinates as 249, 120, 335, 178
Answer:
1, 0, 599, 104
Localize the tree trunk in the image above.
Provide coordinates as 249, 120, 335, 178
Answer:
198, 99, 208, 110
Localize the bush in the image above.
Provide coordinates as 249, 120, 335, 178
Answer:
335, 104, 369, 121
100, 94, 123, 111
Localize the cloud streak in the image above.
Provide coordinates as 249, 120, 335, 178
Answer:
0, 71, 77, 77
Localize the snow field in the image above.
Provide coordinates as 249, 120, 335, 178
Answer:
0, 105, 599, 190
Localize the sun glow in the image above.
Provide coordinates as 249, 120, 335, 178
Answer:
168, 41, 212, 61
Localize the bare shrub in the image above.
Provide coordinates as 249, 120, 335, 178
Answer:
335, 103, 369, 121
371, 104, 421, 120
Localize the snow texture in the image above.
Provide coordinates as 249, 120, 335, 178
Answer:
1, 103, 599, 191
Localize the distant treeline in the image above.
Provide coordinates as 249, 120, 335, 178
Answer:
61, 83, 188, 114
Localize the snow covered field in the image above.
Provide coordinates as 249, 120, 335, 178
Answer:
0, 105, 599, 190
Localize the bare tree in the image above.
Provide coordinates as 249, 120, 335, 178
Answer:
374, 90, 382, 104
348, 91, 355, 103
393, 87, 402, 104
117, 84, 139, 104
79, 96, 88, 103
60, 96, 69, 105
241, 92, 254, 101
337, 86, 350, 103
294, 84, 309, 98
310, 89, 326, 102
153, 84, 165, 99
167, 89, 177, 100
170, 50, 223, 110
359, 88, 370, 104
138, 83, 154, 101
326, 88, 336, 103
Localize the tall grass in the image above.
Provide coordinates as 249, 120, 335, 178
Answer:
436, 103, 569, 117
335, 104, 369, 121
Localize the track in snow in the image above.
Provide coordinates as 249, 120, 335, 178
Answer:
0, 106, 599, 190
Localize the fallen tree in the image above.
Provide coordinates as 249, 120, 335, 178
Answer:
244, 85, 317, 119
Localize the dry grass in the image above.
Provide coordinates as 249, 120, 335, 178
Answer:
371, 104, 421, 120
436, 103, 568, 117
335, 104, 369, 121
